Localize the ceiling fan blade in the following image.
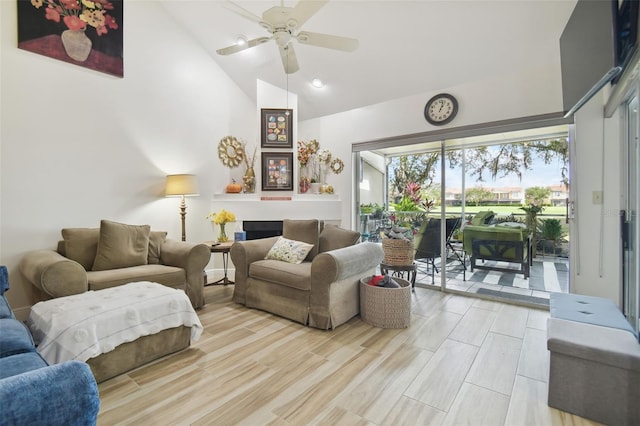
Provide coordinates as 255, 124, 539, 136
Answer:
216, 37, 271, 55
279, 44, 299, 74
223, 1, 264, 25
296, 31, 359, 52
289, 0, 328, 29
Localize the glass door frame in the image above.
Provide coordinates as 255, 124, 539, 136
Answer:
622, 85, 639, 334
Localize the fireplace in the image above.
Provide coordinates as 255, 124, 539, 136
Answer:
243, 220, 283, 240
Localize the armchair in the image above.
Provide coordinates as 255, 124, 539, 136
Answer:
230, 219, 384, 329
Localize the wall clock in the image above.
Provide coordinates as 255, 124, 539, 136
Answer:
424, 93, 458, 126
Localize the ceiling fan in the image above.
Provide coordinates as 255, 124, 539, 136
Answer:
216, 0, 359, 74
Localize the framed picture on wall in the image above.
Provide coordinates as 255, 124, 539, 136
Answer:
261, 109, 293, 148
16, 0, 124, 77
262, 152, 293, 191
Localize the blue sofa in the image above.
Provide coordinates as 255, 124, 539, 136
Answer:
0, 266, 100, 426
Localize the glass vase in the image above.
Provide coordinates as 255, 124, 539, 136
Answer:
218, 223, 228, 242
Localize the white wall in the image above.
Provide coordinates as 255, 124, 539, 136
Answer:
570, 91, 623, 304
299, 64, 565, 228
0, 1, 255, 315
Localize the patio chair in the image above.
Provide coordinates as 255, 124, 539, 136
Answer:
414, 217, 463, 284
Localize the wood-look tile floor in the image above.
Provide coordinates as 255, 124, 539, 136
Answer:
97, 285, 601, 425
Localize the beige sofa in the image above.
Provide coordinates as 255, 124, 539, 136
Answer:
230, 219, 384, 329
20, 220, 211, 309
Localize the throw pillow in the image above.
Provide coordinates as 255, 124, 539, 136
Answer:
61, 228, 100, 270
319, 224, 360, 253
265, 237, 314, 264
148, 231, 167, 264
471, 211, 495, 226
282, 219, 320, 260
92, 220, 151, 271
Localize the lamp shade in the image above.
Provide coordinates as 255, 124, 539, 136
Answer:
165, 174, 199, 196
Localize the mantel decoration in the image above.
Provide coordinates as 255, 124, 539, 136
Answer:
18, 0, 123, 77
297, 139, 344, 194
242, 143, 257, 193
218, 135, 251, 193
218, 136, 246, 168
206, 209, 235, 242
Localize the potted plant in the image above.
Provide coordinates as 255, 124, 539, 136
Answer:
537, 218, 564, 255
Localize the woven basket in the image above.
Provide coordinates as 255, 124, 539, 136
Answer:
382, 238, 414, 266
360, 277, 411, 328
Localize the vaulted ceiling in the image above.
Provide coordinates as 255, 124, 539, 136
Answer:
165, 1, 578, 121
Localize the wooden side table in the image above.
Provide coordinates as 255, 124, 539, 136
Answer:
380, 262, 417, 291
204, 241, 234, 286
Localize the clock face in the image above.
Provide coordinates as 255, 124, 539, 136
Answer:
424, 93, 458, 125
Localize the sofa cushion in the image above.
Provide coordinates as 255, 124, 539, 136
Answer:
550, 293, 636, 335
61, 228, 100, 270
471, 210, 495, 225
0, 318, 36, 358
87, 264, 185, 291
92, 220, 151, 271
0, 352, 48, 380
283, 219, 319, 260
148, 231, 167, 264
249, 259, 312, 291
319, 225, 360, 253
0, 296, 12, 319
265, 237, 314, 264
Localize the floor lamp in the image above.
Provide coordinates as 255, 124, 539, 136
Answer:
165, 174, 199, 241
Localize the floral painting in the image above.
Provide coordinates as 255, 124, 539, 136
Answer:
17, 0, 123, 77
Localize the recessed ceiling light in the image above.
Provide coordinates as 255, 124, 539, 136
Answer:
311, 78, 324, 88
236, 35, 247, 46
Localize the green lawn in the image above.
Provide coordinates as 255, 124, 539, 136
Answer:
434, 205, 566, 219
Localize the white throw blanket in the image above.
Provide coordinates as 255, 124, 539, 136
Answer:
28, 281, 203, 365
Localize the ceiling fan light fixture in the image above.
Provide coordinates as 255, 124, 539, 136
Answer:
311, 78, 324, 88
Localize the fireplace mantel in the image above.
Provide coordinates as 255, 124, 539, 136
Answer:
211, 194, 343, 222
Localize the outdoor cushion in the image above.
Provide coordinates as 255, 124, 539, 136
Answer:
463, 225, 527, 258
471, 210, 495, 225
92, 220, 151, 271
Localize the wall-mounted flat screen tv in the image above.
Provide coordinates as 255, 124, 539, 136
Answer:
615, 0, 639, 71
560, 0, 621, 116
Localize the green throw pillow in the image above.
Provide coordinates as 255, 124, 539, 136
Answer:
471, 211, 495, 226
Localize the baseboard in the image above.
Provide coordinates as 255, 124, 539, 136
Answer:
205, 267, 236, 284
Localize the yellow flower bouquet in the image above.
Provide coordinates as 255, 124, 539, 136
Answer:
206, 209, 235, 242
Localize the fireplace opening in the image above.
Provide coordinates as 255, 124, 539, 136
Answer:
243, 220, 283, 240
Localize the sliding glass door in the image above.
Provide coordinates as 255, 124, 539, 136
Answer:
623, 94, 639, 334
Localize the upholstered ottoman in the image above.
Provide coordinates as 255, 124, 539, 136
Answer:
547, 293, 640, 425
28, 281, 203, 382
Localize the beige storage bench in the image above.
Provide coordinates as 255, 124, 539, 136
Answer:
360, 276, 411, 328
